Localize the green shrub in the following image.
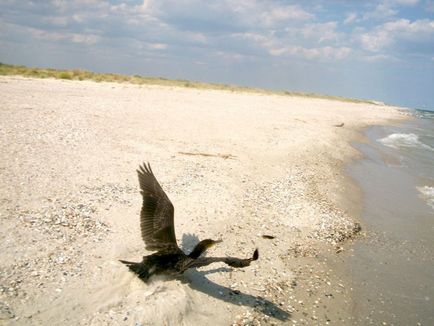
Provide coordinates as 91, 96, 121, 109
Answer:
59, 72, 72, 79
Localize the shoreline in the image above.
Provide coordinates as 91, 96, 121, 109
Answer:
282, 115, 413, 324
0, 76, 409, 325
338, 111, 413, 224
345, 116, 434, 325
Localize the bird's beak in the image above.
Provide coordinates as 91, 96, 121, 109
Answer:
213, 239, 223, 245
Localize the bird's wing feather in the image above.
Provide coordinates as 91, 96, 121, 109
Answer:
138, 163, 178, 252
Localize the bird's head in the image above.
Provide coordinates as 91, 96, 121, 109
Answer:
188, 239, 222, 259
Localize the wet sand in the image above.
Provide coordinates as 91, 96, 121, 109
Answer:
0, 76, 407, 325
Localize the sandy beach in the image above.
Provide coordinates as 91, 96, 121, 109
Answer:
0, 76, 408, 325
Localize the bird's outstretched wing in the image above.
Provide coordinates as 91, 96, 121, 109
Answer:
137, 163, 178, 252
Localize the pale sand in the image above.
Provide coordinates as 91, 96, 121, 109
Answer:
0, 76, 408, 325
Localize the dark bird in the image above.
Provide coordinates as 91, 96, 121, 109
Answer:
120, 163, 258, 282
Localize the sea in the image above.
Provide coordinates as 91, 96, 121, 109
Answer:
346, 109, 434, 325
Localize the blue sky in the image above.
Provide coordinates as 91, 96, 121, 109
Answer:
1, 0, 434, 109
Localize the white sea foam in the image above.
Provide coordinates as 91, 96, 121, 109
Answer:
417, 186, 434, 210
378, 133, 434, 151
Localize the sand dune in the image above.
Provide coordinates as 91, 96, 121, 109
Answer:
0, 76, 407, 325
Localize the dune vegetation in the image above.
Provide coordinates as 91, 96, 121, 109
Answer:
0, 62, 375, 104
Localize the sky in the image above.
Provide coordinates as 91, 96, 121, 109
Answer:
1, 0, 434, 109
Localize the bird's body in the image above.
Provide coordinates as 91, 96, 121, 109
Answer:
120, 163, 258, 282
120, 250, 192, 280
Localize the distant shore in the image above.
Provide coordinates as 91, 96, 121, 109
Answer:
0, 76, 408, 325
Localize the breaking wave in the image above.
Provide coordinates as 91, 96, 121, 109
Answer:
378, 133, 434, 152
417, 186, 434, 211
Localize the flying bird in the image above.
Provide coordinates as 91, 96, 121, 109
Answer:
120, 163, 258, 281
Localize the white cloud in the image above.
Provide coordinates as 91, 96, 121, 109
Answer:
232, 15, 349, 61
28, 27, 101, 44
361, 29, 391, 52
45, 16, 69, 26
233, 32, 273, 51
389, 0, 419, 5
72, 13, 85, 23
70, 33, 100, 44
75, 0, 104, 4
148, 43, 167, 50
361, 18, 434, 52
384, 18, 434, 34
299, 22, 339, 43
362, 54, 399, 62
215, 51, 250, 62
266, 43, 351, 60
363, 3, 397, 21
363, 0, 419, 21
344, 13, 357, 25
193, 1, 314, 30
136, 0, 153, 13
50, 0, 67, 11
259, 4, 313, 27
2, 0, 431, 69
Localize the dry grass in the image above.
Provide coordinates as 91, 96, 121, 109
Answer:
0, 62, 376, 104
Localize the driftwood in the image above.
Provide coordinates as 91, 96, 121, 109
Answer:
178, 151, 236, 159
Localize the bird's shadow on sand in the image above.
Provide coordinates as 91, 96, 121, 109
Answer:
179, 233, 290, 321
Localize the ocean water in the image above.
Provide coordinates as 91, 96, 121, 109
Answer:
377, 110, 434, 211
346, 109, 434, 325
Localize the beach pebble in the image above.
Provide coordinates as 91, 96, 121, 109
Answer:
0, 302, 15, 320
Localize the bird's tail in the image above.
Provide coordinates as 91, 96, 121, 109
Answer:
119, 260, 150, 281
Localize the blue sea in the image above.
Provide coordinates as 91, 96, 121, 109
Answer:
346, 109, 434, 325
